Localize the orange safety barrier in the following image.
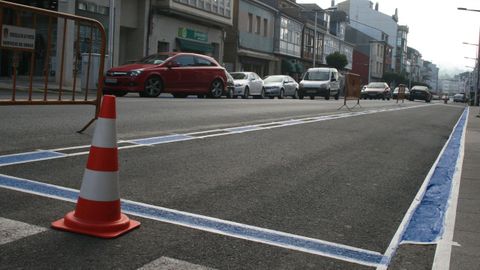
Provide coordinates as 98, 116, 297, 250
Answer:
396, 84, 406, 104
0, 0, 106, 132
338, 72, 361, 110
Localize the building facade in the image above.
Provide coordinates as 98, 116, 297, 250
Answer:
223, 0, 277, 76
395, 25, 408, 73
337, 0, 397, 71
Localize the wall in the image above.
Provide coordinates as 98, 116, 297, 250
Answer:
238, 0, 275, 53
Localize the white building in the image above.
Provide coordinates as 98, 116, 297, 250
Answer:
336, 0, 398, 71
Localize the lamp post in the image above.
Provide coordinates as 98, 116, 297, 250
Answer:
458, 7, 480, 110
313, 11, 318, 67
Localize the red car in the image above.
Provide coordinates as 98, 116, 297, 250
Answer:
103, 52, 228, 98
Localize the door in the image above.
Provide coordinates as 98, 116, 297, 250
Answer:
163, 55, 196, 92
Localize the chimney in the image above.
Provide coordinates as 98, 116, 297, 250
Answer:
375, 2, 379, 11
331, 0, 335, 7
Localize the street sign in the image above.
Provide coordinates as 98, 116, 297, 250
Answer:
1, 25, 36, 51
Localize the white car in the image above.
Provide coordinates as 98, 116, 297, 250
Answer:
263, 75, 299, 99
230, 72, 264, 99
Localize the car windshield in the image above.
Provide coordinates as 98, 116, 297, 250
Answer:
137, 54, 170, 64
303, 71, 329, 81
231, 73, 248, 80
367, 83, 386, 88
264, 76, 284, 83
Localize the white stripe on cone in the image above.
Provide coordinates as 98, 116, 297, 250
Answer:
79, 169, 119, 202
91, 118, 117, 148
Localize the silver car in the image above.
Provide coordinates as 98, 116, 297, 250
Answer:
230, 72, 264, 99
263, 75, 299, 99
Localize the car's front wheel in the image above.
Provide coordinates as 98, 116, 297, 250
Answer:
293, 89, 299, 99
278, 89, 285, 99
209, 79, 224, 98
141, 76, 162, 97
242, 87, 249, 99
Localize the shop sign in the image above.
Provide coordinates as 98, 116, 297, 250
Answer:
178, 27, 208, 42
1, 25, 36, 50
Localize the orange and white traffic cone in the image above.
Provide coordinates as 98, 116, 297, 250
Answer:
52, 95, 140, 238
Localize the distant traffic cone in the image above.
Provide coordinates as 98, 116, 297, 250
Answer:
52, 95, 140, 238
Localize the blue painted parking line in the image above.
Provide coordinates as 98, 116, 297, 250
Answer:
401, 108, 468, 244
0, 151, 66, 167
130, 134, 194, 145
378, 107, 468, 269
0, 173, 385, 267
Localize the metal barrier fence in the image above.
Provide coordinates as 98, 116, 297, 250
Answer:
396, 84, 406, 104
338, 73, 361, 110
0, 0, 106, 132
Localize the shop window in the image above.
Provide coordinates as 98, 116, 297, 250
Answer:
157, 42, 169, 53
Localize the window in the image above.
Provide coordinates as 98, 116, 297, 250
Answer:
263, 18, 268, 36
195, 57, 215, 66
98, 6, 109, 15
248, 13, 253, 33
173, 56, 195, 67
87, 2, 96, 12
256, 16, 261, 34
78, 2, 87, 10
157, 42, 169, 53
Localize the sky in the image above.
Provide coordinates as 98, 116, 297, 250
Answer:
297, 0, 480, 77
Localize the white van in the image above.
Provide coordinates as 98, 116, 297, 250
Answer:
299, 67, 340, 100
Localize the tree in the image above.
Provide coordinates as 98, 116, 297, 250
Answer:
382, 72, 407, 88
326, 52, 348, 71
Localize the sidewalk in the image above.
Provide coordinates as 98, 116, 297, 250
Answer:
450, 107, 480, 269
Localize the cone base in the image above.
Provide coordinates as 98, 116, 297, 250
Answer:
51, 211, 140, 239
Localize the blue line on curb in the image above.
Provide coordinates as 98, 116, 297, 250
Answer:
0, 151, 66, 166
401, 108, 468, 243
130, 134, 193, 145
0, 174, 385, 267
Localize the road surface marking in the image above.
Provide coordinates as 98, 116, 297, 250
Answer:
432, 108, 467, 270
0, 217, 47, 245
138, 256, 216, 270
0, 174, 385, 267
377, 107, 468, 270
0, 150, 66, 166
0, 104, 433, 167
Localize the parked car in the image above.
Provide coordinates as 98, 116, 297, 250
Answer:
453, 93, 467, 103
409, 85, 432, 103
263, 75, 299, 99
225, 72, 235, 98
392, 86, 410, 99
361, 82, 391, 100
230, 72, 264, 99
103, 52, 228, 98
298, 67, 341, 100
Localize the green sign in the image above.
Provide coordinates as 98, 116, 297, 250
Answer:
178, 27, 208, 42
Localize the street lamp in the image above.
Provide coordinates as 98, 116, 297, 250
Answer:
300, 9, 322, 68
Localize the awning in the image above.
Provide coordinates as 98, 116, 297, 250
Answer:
177, 38, 213, 53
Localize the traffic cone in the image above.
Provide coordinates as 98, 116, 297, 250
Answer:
52, 95, 140, 238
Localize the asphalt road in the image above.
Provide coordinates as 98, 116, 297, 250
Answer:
0, 95, 466, 269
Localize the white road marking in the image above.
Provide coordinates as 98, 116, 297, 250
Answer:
0, 217, 47, 245
137, 256, 217, 270
431, 108, 468, 270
